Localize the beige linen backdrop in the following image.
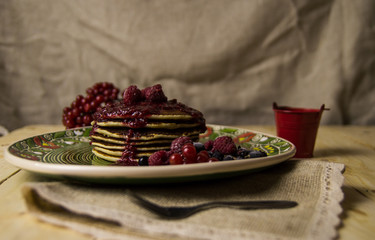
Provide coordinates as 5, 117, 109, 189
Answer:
1, 0, 374, 131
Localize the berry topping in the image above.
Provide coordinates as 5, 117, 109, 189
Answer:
148, 150, 170, 166
212, 136, 237, 155
170, 136, 193, 154
123, 85, 143, 106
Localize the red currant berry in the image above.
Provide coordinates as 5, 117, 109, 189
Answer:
76, 95, 84, 104
208, 157, 219, 162
76, 116, 83, 124
83, 103, 91, 113
182, 143, 196, 155
70, 108, 78, 118
86, 88, 94, 95
86, 94, 94, 102
169, 153, 184, 165
71, 100, 78, 109
197, 150, 209, 163
95, 95, 104, 104
63, 107, 71, 114
93, 88, 99, 95
66, 111, 75, 120
83, 114, 92, 125
182, 143, 197, 164
65, 119, 75, 129
112, 88, 119, 95
103, 89, 111, 97
90, 101, 98, 110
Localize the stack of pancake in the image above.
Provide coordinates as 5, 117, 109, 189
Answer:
90, 99, 206, 165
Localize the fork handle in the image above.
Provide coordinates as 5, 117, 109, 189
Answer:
200, 200, 298, 209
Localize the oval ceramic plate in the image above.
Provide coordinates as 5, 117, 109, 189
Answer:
5, 124, 295, 184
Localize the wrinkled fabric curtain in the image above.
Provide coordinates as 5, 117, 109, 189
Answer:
1, 0, 374, 130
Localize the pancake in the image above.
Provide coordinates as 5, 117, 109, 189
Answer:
93, 127, 201, 140
93, 145, 170, 156
90, 85, 206, 165
91, 138, 173, 150
90, 133, 174, 145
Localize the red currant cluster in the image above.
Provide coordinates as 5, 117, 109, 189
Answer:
169, 143, 217, 165
62, 82, 120, 129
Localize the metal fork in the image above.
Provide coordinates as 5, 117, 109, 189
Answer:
128, 191, 298, 219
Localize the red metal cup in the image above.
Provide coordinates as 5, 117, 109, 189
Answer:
273, 102, 328, 158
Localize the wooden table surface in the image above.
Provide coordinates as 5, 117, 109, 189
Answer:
1, 124, 374, 240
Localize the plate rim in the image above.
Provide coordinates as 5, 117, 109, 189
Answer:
4, 124, 296, 180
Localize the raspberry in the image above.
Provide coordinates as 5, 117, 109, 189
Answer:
204, 140, 214, 151
143, 84, 167, 103
148, 150, 169, 166
141, 86, 151, 99
170, 136, 193, 154
123, 85, 143, 105
212, 136, 237, 155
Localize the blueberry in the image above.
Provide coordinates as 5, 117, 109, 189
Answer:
193, 142, 205, 152
237, 148, 250, 158
249, 150, 267, 158
211, 150, 224, 161
138, 156, 149, 166
223, 155, 235, 161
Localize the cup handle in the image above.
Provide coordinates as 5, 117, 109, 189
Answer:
273, 102, 278, 110
320, 104, 330, 112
